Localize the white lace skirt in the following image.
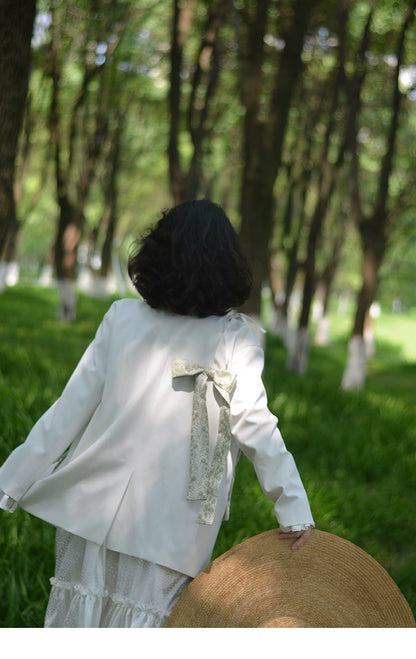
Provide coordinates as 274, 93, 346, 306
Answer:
44, 528, 192, 628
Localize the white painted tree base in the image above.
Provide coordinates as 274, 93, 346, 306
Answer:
57, 278, 77, 323
78, 267, 127, 298
287, 327, 309, 375
0, 261, 20, 290
39, 265, 54, 287
314, 315, 330, 346
341, 335, 366, 390
89, 276, 119, 299
273, 309, 296, 350
364, 324, 375, 358
77, 267, 94, 293
0, 262, 6, 292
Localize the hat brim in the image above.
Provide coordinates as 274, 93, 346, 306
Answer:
166, 529, 415, 627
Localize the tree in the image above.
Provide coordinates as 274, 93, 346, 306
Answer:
168, 0, 230, 203
4, 0, 416, 334
287, 0, 372, 373
95, 110, 126, 296
46, 0, 129, 320
236, 0, 317, 316
0, 0, 37, 289
341, 0, 416, 390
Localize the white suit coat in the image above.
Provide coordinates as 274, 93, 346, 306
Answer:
0, 299, 314, 577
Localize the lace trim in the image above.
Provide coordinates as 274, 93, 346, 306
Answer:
50, 577, 109, 599
109, 592, 168, 618
49, 577, 168, 618
0, 490, 18, 512
280, 524, 314, 532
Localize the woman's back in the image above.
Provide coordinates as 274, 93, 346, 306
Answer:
8, 298, 262, 576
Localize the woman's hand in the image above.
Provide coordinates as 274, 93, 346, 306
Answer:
277, 526, 313, 550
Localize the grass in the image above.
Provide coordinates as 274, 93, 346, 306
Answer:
0, 286, 415, 626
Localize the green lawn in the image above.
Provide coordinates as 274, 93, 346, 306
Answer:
0, 287, 415, 626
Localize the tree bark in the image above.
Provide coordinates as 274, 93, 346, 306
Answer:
341, 0, 416, 390
342, 0, 416, 389
288, 1, 372, 373
168, 0, 228, 203
97, 114, 125, 296
48, 15, 79, 320
185, 0, 230, 199
48, 1, 127, 319
314, 200, 348, 346
238, 0, 316, 315
0, 0, 37, 260
168, 0, 196, 204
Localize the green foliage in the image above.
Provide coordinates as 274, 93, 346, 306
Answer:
0, 287, 415, 625
8, 0, 416, 313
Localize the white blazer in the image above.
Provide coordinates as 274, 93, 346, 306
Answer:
0, 299, 314, 577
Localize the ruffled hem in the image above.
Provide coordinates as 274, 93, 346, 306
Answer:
44, 529, 192, 628
0, 489, 18, 512
45, 577, 170, 628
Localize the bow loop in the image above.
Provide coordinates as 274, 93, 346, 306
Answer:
172, 358, 235, 525
172, 358, 235, 404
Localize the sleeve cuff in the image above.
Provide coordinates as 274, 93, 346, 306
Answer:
0, 490, 18, 512
280, 523, 314, 532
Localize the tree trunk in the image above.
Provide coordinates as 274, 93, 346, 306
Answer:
0, 219, 20, 291
272, 126, 312, 344
186, 0, 229, 199
287, 153, 338, 369
341, 232, 385, 389
97, 116, 125, 297
314, 202, 347, 346
168, 0, 196, 204
53, 196, 82, 321
48, 14, 78, 322
288, 2, 372, 373
342, 1, 415, 389
0, 0, 36, 260
48, 2, 126, 320
168, 0, 227, 203
238, 0, 316, 315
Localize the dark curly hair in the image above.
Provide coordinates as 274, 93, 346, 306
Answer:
128, 199, 252, 317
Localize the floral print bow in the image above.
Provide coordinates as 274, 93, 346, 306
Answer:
172, 358, 236, 525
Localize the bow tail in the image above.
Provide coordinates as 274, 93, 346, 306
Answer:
196, 405, 231, 525
187, 372, 210, 500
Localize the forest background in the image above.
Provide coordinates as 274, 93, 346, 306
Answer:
0, 0, 415, 387
0, 0, 415, 628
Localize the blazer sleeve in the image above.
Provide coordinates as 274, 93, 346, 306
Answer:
229, 339, 314, 531
0, 302, 116, 505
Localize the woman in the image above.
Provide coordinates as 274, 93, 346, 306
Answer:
0, 199, 314, 627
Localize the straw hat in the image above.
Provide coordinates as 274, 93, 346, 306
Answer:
166, 529, 415, 627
